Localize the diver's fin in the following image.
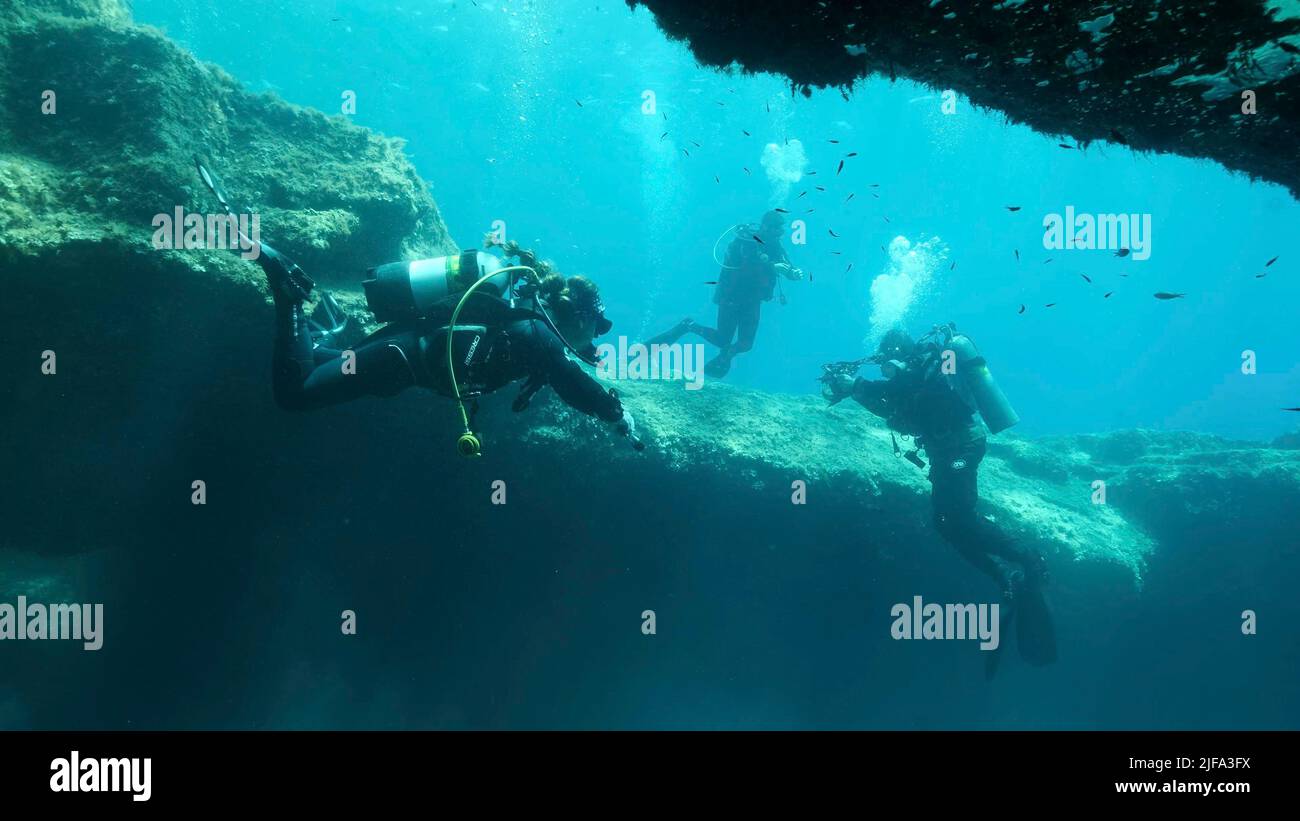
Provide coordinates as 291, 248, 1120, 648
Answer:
704, 354, 732, 378
194, 155, 233, 214
1015, 583, 1058, 666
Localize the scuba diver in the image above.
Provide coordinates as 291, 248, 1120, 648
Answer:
821, 325, 1056, 670
648, 209, 804, 378
195, 159, 640, 457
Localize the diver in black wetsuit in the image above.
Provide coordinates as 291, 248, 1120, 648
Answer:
648, 210, 804, 378
823, 326, 1055, 666
262, 244, 636, 432
194, 156, 637, 456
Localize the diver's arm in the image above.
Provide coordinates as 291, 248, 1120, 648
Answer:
772, 245, 804, 280
548, 356, 624, 422
849, 378, 893, 418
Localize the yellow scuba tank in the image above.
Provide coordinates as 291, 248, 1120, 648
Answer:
947, 331, 1020, 434
363, 251, 508, 322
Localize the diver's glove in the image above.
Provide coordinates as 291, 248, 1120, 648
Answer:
822, 372, 856, 404
616, 409, 645, 451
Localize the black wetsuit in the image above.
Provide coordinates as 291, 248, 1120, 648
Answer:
706, 231, 789, 354
263, 254, 622, 423
848, 350, 1038, 589
647, 229, 790, 371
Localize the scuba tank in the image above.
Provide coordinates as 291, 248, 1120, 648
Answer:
362, 250, 508, 322
943, 328, 1020, 434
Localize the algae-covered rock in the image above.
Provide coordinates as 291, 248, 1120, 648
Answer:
3, 0, 1298, 729
0, 0, 454, 291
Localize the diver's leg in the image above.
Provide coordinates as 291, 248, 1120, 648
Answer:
280, 334, 421, 411
273, 312, 420, 412
703, 303, 743, 377
930, 447, 1012, 589
728, 300, 761, 355
961, 442, 1049, 586
682, 303, 738, 350
644, 321, 690, 347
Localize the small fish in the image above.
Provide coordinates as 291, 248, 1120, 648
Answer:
1044, 303, 1057, 308
882, 216, 890, 223
797, 191, 807, 199
1118, 274, 1129, 278
752, 235, 764, 244
1284, 407, 1300, 412
1266, 255, 1279, 267
807, 171, 818, 176
659, 132, 668, 141
1006, 206, 1022, 212
805, 208, 815, 213
1018, 304, 1026, 314
830, 250, 842, 255
691, 140, 701, 148
836, 160, 844, 175
1081, 273, 1092, 283
766, 101, 770, 113
871, 193, 879, 198
715, 101, 725, 107
845, 193, 855, 202
702, 281, 718, 285
714, 175, 719, 183
574, 99, 583, 107
1153, 292, 1185, 300
1115, 248, 1131, 257
1256, 273, 1268, 279
828, 229, 840, 237
681, 148, 690, 157
1104, 291, 1113, 298
845, 152, 858, 157
774, 208, 789, 213
809, 272, 814, 282
1058, 143, 1074, 149
1043, 258, 1053, 264
1110, 128, 1130, 146
869, 183, 879, 188
743, 167, 751, 175
663, 112, 667, 121
950, 262, 956, 271
828, 139, 840, 143
815, 186, 826, 192
742, 130, 750, 136
845, 263, 852, 273
1014, 249, 1020, 261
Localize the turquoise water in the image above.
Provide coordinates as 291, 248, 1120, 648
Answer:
137, 0, 1300, 441
3, 0, 1295, 732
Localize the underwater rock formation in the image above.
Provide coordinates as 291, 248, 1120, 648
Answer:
3, 0, 1298, 729
1, 0, 453, 289
629, 0, 1300, 197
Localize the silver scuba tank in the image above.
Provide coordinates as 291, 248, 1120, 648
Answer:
947, 333, 1020, 434
363, 250, 506, 322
